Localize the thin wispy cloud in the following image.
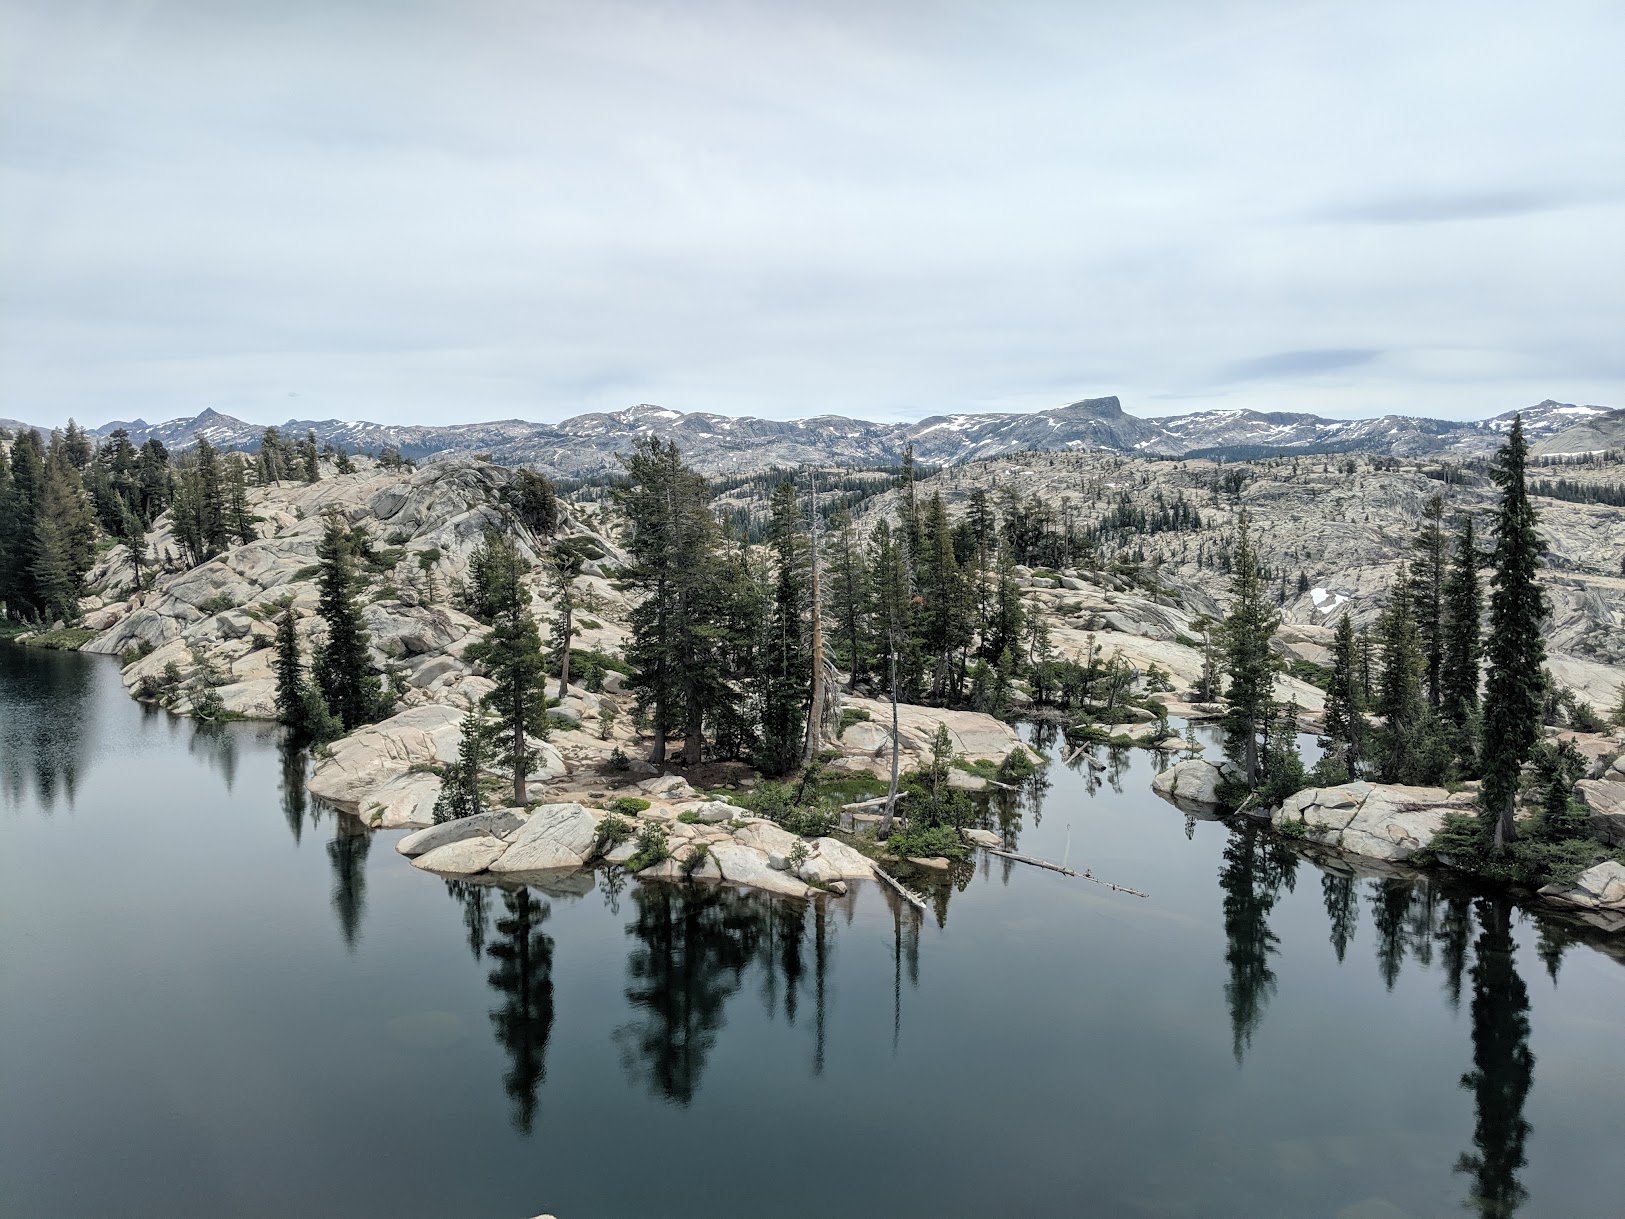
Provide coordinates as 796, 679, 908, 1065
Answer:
1, 0, 1621, 429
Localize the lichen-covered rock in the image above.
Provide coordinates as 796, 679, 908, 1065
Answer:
1273, 781, 1475, 862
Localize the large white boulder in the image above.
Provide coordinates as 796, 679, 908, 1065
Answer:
489, 803, 599, 873
397, 808, 528, 856
1273, 782, 1475, 862
803, 837, 875, 882
360, 771, 444, 829
708, 843, 813, 898
306, 704, 463, 812
1575, 779, 1625, 845
734, 820, 802, 859
1538, 862, 1625, 930
1151, 759, 1234, 808
410, 835, 508, 875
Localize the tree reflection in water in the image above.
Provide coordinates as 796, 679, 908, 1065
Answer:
616, 884, 762, 1105
1456, 897, 1533, 1218
616, 883, 856, 1103
0, 644, 92, 811
187, 720, 239, 791
1320, 867, 1358, 963
485, 887, 556, 1134
327, 816, 371, 950
278, 740, 309, 845
1218, 823, 1298, 1063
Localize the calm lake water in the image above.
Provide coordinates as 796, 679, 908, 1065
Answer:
2, 642, 1622, 1218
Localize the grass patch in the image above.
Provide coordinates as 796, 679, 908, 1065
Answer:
608, 796, 650, 816
19, 627, 99, 650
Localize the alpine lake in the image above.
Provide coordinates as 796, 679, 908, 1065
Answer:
2, 641, 1621, 1218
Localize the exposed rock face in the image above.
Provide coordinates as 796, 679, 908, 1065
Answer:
397, 809, 528, 857
1575, 779, 1625, 845
411, 836, 509, 875
306, 704, 463, 813
1273, 782, 1476, 862
1151, 759, 1235, 808
708, 842, 814, 898
488, 803, 600, 874
1538, 862, 1625, 932
360, 771, 444, 829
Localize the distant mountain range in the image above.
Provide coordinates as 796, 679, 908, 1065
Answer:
4, 397, 1620, 477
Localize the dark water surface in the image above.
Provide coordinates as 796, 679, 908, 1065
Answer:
2, 643, 1622, 1218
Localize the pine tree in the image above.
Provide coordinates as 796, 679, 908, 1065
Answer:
1321, 612, 1367, 780
434, 708, 490, 822
313, 514, 383, 731
760, 481, 810, 776
224, 456, 256, 544
1220, 512, 1279, 787
1375, 569, 1427, 782
827, 506, 868, 687
546, 539, 584, 698
464, 530, 549, 806
31, 448, 98, 622
1410, 493, 1448, 709
1440, 515, 1483, 769
618, 438, 735, 767
274, 609, 305, 726
1480, 417, 1548, 851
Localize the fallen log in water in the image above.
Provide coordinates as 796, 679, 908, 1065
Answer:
979, 846, 1149, 899
873, 864, 929, 912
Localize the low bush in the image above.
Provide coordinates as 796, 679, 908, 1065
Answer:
593, 814, 634, 856
626, 823, 670, 872
886, 824, 965, 860
608, 796, 650, 816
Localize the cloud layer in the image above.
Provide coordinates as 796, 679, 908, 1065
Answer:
3, 0, 1622, 429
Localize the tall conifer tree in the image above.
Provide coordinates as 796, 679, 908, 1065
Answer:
1480, 417, 1547, 851
1220, 512, 1279, 787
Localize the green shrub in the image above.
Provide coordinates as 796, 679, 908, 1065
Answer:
839, 707, 872, 732
593, 814, 634, 855
677, 810, 701, 824
681, 842, 711, 878
998, 746, 1039, 782
607, 747, 631, 773
577, 618, 602, 632
887, 824, 965, 860
627, 823, 670, 872
291, 564, 322, 582
609, 796, 650, 816
197, 594, 236, 615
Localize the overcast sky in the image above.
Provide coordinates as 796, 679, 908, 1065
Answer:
3, 0, 1622, 430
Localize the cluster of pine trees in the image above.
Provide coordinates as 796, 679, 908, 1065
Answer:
1223, 417, 1611, 880
1, 422, 172, 623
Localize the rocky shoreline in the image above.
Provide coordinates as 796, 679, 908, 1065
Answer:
1151, 751, 1625, 931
